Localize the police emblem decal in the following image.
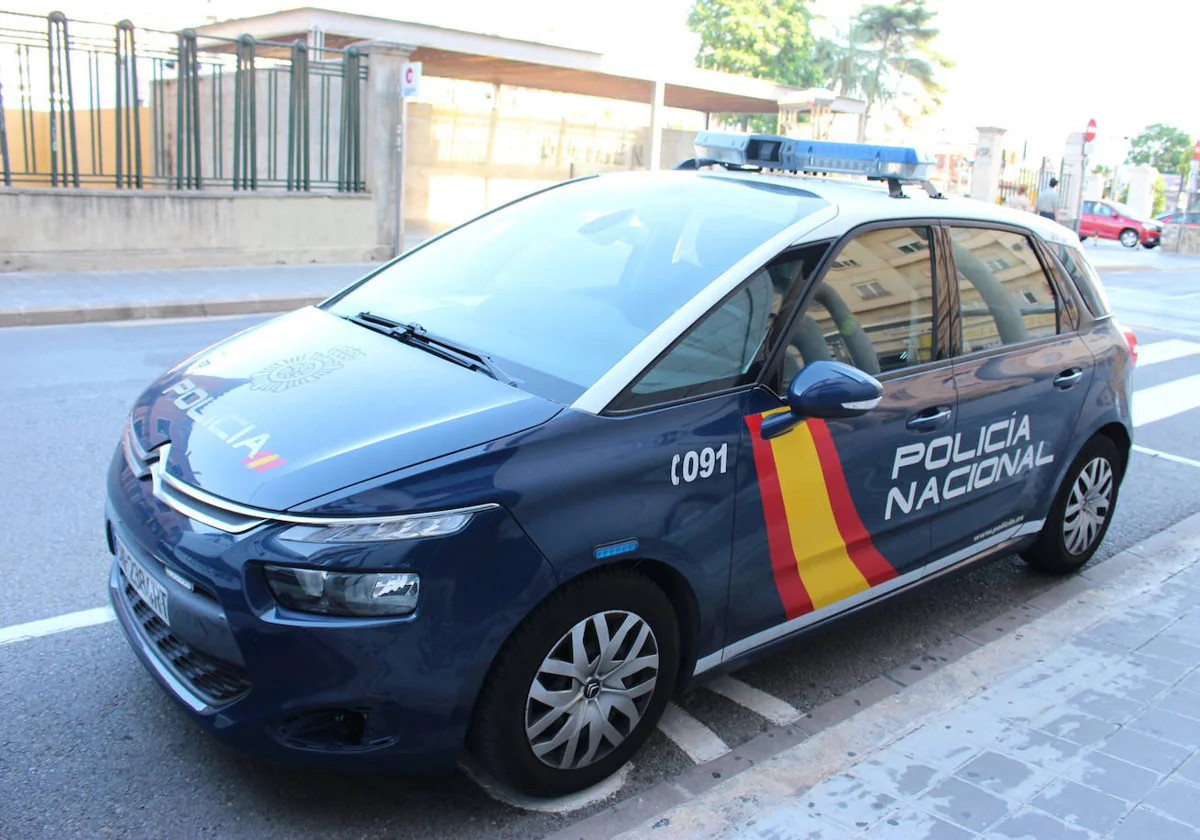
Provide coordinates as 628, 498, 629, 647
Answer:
249, 346, 365, 393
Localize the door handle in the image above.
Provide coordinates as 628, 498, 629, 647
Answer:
906, 406, 953, 432
1054, 368, 1084, 389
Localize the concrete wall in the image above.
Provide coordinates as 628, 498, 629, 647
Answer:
0, 188, 384, 271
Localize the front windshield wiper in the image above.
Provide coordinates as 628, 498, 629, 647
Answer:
347, 311, 517, 387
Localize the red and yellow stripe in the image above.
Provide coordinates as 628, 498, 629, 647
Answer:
243, 451, 286, 472
746, 412, 896, 619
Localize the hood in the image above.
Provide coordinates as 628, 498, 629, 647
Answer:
130, 307, 562, 510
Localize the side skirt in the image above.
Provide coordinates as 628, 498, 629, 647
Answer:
692, 520, 1044, 677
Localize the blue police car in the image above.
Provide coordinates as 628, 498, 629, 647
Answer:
105, 134, 1135, 797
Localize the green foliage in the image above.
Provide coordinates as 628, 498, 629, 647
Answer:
687, 0, 821, 132
1126, 123, 1193, 174
813, 0, 950, 132
688, 0, 821, 86
1152, 176, 1167, 217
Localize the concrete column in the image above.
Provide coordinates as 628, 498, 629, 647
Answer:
359, 41, 414, 258
1060, 132, 1087, 230
969, 126, 1007, 205
648, 79, 665, 170
1125, 163, 1158, 219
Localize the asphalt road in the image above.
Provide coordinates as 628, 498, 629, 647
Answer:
3, 266, 1200, 840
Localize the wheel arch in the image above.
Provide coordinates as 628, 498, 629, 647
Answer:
1094, 421, 1131, 476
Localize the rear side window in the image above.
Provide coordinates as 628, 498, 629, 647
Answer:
948, 227, 1059, 354
1053, 243, 1112, 317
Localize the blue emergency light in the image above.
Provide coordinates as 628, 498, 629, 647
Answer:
676, 132, 943, 198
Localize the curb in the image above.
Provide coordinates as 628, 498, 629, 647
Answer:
0, 295, 325, 327
545, 511, 1200, 840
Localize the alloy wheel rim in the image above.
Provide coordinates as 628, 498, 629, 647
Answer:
1063, 456, 1113, 555
524, 610, 659, 770
1121, 230, 1138, 247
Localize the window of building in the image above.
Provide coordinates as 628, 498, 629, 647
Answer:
854, 280, 891, 300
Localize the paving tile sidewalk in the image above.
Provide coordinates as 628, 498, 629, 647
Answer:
729, 575, 1200, 840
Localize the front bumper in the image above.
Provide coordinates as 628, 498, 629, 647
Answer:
105, 447, 558, 771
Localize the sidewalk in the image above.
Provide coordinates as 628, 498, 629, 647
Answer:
570, 513, 1200, 840
3, 232, 1199, 329
0, 227, 431, 328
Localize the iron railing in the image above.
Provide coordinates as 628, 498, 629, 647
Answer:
0, 10, 367, 191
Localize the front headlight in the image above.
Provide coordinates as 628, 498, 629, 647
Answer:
264, 566, 420, 616
279, 505, 493, 543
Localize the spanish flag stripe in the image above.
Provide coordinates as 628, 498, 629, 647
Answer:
245, 453, 279, 469
744, 414, 813, 619
772, 422, 869, 610
807, 420, 898, 586
255, 458, 286, 472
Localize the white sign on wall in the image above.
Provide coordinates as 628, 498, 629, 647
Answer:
400, 62, 422, 99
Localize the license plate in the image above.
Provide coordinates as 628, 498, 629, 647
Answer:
116, 538, 170, 626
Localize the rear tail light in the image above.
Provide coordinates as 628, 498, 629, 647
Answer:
1119, 324, 1138, 365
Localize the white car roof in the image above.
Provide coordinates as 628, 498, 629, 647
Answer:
706, 170, 1083, 248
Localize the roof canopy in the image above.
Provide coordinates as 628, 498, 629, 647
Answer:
195, 7, 801, 113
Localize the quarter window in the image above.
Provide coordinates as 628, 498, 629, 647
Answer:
949, 227, 1059, 354
778, 226, 937, 384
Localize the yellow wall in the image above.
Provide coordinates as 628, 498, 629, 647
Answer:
3, 107, 154, 187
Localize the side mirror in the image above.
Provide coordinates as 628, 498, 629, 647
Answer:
761, 360, 883, 440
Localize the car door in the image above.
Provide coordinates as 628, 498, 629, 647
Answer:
1079, 201, 1098, 237
723, 224, 958, 653
934, 223, 1093, 554
1095, 202, 1118, 238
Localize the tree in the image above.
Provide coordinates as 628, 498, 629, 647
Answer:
815, 0, 950, 139
689, 0, 821, 86
687, 0, 821, 130
1126, 124, 1193, 174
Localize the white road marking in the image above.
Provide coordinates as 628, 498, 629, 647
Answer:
0, 606, 115, 647
1132, 445, 1200, 470
1133, 373, 1200, 427
656, 703, 730, 763
1136, 339, 1200, 367
706, 675, 802, 725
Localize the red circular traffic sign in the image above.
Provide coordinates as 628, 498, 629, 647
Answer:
1194, 139, 1200, 160
405, 67, 414, 84
1084, 119, 1097, 143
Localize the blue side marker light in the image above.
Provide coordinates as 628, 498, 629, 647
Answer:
594, 540, 639, 560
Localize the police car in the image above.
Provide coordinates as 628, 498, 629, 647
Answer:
105, 134, 1135, 797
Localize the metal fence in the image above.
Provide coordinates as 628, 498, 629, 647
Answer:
0, 10, 367, 191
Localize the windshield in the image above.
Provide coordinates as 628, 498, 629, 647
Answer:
326, 172, 829, 403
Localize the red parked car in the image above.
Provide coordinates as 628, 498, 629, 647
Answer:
1080, 200, 1162, 249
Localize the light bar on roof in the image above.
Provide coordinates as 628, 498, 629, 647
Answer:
692, 131, 936, 181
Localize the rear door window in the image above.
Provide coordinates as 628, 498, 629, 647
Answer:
948, 227, 1060, 353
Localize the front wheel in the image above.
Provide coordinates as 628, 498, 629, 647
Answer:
1022, 435, 1122, 575
468, 567, 680, 797
1119, 228, 1140, 248
1142, 242, 1158, 249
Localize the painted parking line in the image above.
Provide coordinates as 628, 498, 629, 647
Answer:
1132, 445, 1200, 470
1133, 373, 1200, 427
1136, 339, 1200, 368
656, 703, 730, 764
706, 675, 802, 726
0, 606, 114, 647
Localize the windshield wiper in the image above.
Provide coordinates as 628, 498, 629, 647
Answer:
347, 311, 517, 386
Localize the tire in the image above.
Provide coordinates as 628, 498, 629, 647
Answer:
1142, 242, 1158, 250
1119, 228, 1140, 248
468, 567, 680, 797
1022, 435, 1122, 575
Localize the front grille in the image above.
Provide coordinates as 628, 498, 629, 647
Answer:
121, 578, 250, 706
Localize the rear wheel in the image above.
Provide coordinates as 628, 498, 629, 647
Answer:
468, 567, 679, 797
1022, 435, 1121, 575
1119, 228, 1140, 248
